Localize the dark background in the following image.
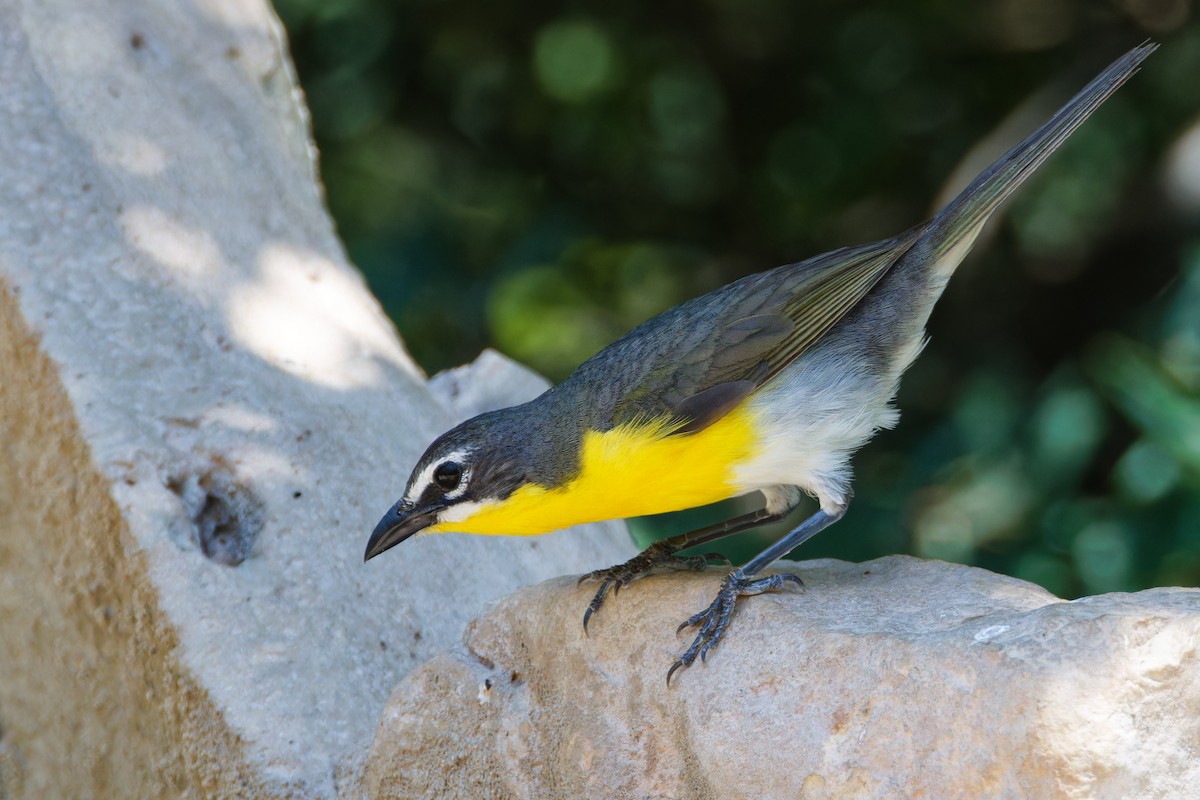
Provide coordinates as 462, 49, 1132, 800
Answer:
276, 0, 1200, 597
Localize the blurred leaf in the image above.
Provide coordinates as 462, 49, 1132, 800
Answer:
1086, 333, 1200, 475
533, 20, 619, 103
1114, 439, 1181, 502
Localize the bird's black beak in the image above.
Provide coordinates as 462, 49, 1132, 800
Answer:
364, 500, 442, 562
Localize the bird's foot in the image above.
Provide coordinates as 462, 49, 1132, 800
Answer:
578, 540, 730, 632
667, 570, 804, 686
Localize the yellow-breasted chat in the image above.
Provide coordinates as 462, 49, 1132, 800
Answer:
365, 44, 1156, 683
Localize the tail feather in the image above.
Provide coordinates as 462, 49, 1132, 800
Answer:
925, 42, 1157, 270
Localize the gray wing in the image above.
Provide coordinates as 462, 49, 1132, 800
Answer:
563, 233, 919, 433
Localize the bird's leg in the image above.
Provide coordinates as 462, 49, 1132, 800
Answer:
667, 504, 846, 686
579, 508, 782, 632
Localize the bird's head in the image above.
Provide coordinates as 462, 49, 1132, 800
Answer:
363, 411, 531, 561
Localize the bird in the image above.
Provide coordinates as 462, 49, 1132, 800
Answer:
365, 43, 1156, 684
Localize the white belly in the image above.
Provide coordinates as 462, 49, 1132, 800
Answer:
732, 330, 924, 513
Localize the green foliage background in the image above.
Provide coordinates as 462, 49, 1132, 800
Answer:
276, 0, 1200, 597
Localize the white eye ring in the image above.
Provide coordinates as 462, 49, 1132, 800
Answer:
404, 448, 474, 505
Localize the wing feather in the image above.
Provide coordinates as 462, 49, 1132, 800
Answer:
604, 234, 918, 432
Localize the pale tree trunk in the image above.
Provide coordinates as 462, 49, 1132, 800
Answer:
0, 1, 633, 796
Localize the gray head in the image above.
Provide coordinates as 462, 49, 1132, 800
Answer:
363, 408, 530, 560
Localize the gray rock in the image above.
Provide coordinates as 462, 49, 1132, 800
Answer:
428, 348, 553, 425
357, 556, 1200, 800
0, 1, 633, 796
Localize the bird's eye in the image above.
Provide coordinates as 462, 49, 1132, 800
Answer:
433, 461, 463, 492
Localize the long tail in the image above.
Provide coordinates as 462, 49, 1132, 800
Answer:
923, 42, 1157, 272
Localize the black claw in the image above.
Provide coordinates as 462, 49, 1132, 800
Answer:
666, 660, 685, 687
667, 570, 805, 685
582, 579, 615, 634
575, 541, 727, 631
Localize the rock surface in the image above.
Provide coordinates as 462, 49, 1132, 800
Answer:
358, 556, 1200, 800
0, 2, 632, 797
427, 348, 552, 426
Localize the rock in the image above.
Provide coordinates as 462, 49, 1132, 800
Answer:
428, 349, 553, 425
0, 2, 633, 797
357, 556, 1200, 800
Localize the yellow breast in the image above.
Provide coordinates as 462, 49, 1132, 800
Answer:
426, 404, 760, 536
